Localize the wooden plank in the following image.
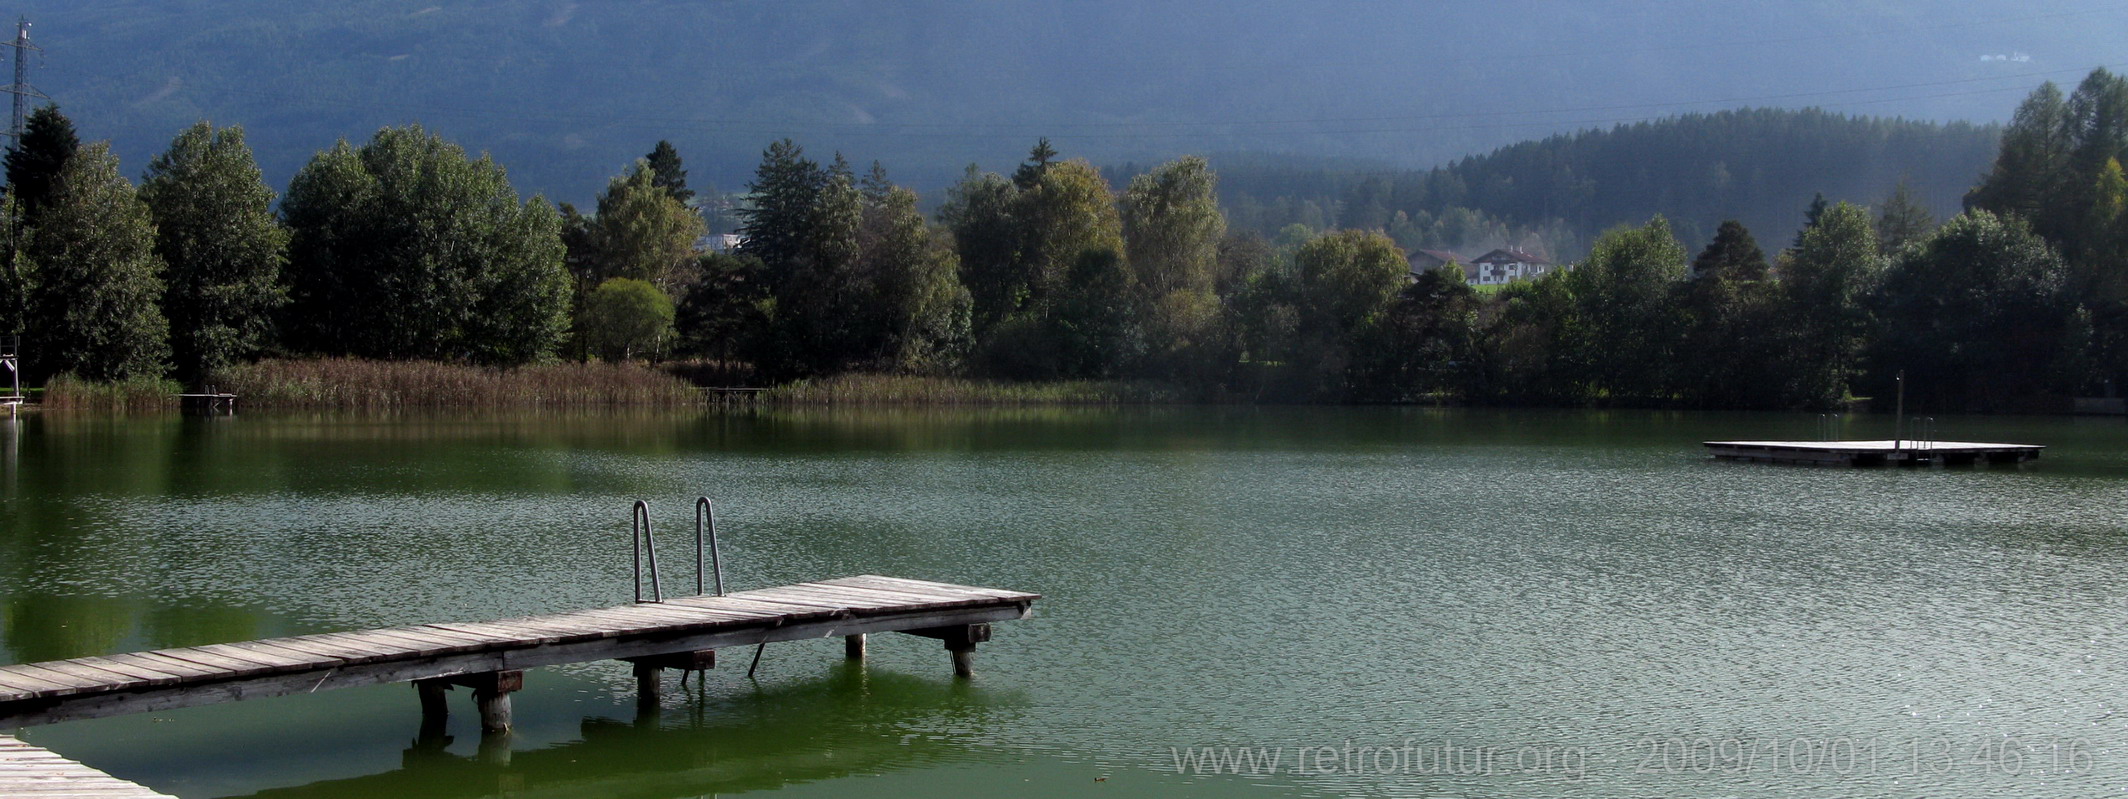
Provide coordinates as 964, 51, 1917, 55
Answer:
221, 640, 344, 668
187, 643, 315, 670
718, 593, 853, 613
75, 655, 186, 686
771, 584, 978, 610
744, 587, 917, 614
296, 632, 429, 658
352, 628, 477, 654
0, 668, 74, 695
156, 646, 290, 673
834, 575, 1040, 601
25, 661, 161, 693
0, 735, 178, 798
421, 622, 553, 646
116, 652, 239, 681
658, 596, 808, 619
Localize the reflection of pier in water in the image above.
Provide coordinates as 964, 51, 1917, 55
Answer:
240, 664, 1020, 799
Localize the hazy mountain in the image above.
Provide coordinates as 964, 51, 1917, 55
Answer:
9, 1, 2115, 205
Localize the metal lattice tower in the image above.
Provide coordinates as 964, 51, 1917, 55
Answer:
1, 17, 42, 145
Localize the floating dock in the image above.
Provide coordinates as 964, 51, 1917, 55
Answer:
1704, 439, 2043, 467
0, 575, 1039, 732
0, 734, 176, 798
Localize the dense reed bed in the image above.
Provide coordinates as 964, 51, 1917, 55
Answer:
39, 375, 181, 412
758, 373, 1179, 405
207, 358, 700, 409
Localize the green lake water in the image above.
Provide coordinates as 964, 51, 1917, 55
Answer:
4, 407, 2128, 798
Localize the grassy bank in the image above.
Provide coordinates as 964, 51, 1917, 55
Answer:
758, 374, 1181, 405
208, 358, 699, 410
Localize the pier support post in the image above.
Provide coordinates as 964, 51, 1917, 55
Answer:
451, 671, 522, 733
414, 679, 450, 734
901, 623, 990, 679
633, 661, 663, 708
845, 633, 866, 661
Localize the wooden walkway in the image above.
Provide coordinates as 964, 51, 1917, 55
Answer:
0, 734, 176, 798
0, 575, 1039, 731
1704, 439, 2044, 466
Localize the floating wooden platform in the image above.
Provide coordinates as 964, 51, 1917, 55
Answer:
0, 575, 1039, 730
0, 734, 176, 798
1704, 439, 2043, 467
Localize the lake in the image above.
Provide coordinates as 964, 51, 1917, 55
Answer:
4, 407, 2127, 798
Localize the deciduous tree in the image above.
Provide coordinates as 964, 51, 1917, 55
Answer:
140, 122, 288, 383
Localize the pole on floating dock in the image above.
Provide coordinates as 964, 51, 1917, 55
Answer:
1894, 370, 1905, 453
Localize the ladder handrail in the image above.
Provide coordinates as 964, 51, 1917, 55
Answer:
696, 497, 725, 597
632, 500, 662, 603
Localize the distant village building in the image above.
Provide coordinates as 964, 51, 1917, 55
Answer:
1407, 249, 1463, 280
700, 233, 746, 254
1466, 248, 1557, 285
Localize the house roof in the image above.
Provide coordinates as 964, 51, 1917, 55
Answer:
1472, 248, 1550, 265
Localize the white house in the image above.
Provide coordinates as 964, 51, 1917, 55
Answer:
1466, 248, 1557, 285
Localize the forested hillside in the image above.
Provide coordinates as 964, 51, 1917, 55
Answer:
13, 0, 2115, 204
1205, 109, 2000, 259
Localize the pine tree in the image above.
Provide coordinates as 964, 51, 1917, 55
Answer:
26, 142, 169, 382
140, 122, 288, 384
1012, 138, 1059, 190
1792, 192, 1829, 249
1875, 178, 1937, 257
4, 105, 78, 225
644, 140, 693, 203
1691, 220, 1767, 281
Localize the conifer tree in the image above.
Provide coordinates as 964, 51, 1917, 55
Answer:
4, 105, 77, 225
1691, 219, 1767, 281
644, 140, 693, 203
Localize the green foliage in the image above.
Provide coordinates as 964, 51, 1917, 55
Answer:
940, 167, 1021, 334
1866, 211, 2073, 411
1567, 217, 1690, 401
1288, 229, 1408, 397
1876, 178, 1937, 257
1349, 263, 1482, 401
1777, 202, 1882, 406
4, 105, 78, 225
675, 251, 770, 362
1216, 108, 1991, 260
580, 277, 675, 361
738, 142, 971, 377
583, 161, 706, 289
140, 122, 289, 384
1678, 221, 1785, 408
1691, 220, 1766, 281
280, 125, 570, 365
26, 142, 169, 382
856, 185, 972, 372
1122, 156, 1226, 377
644, 140, 694, 203
0, 190, 26, 335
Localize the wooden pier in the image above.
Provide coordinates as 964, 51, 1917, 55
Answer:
0, 575, 1039, 733
0, 734, 177, 798
1704, 439, 2043, 467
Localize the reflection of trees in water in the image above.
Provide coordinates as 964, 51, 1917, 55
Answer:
241, 662, 1028, 799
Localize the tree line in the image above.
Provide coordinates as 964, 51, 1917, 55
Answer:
1206, 108, 1998, 264
0, 74, 2118, 413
